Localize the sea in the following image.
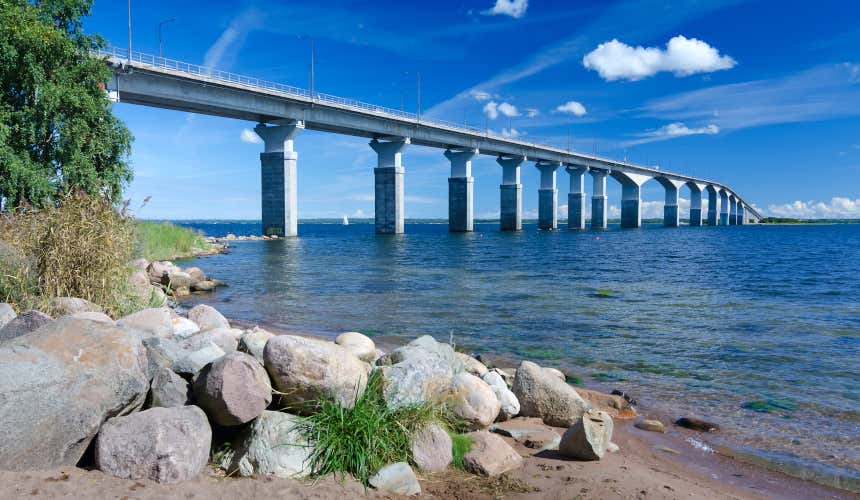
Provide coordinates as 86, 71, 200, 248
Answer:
172, 219, 860, 490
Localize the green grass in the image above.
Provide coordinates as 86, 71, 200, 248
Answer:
293, 370, 448, 485
450, 432, 474, 470
135, 221, 211, 261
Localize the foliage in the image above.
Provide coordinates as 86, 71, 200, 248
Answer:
449, 432, 473, 470
0, 0, 132, 208
135, 221, 209, 261
0, 192, 142, 316
294, 370, 447, 485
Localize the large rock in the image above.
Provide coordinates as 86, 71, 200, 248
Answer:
0, 303, 15, 330
576, 387, 634, 418
188, 304, 229, 331
162, 270, 193, 290
264, 335, 370, 411
181, 327, 240, 353
0, 310, 52, 342
193, 352, 272, 426
411, 423, 452, 473
95, 406, 211, 483
173, 342, 226, 376
142, 337, 188, 376
0, 317, 149, 470
512, 361, 590, 427
449, 372, 500, 429
482, 371, 520, 421
49, 297, 102, 316
454, 352, 488, 377
71, 311, 114, 323
335, 331, 376, 362
147, 261, 178, 283
559, 408, 614, 460
171, 315, 200, 339
225, 411, 312, 478
128, 271, 155, 304
184, 267, 206, 285
239, 327, 275, 363
369, 462, 421, 496
147, 367, 192, 408
117, 307, 173, 339
378, 335, 458, 408
463, 431, 523, 477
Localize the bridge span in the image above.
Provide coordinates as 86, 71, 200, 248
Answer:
101, 47, 762, 236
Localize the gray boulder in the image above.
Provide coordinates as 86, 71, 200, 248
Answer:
449, 372, 500, 429
264, 335, 370, 412
239, 327, 275, 363
512, 361, 590, 427
117, 307, 173, 339
378, 335, 458, 408
193, 352, 272, 426
95, 405, 211, 483
184, 266, 206, 285
49, 297, 102, 316
181, 327, 240, 353
335, 331, 376, 362
0, 317, 149, 470
173, 342, 226, 376
559, 408, 614, 460
128, 271, 155, 304
142, 336, 188, 377
170, 315, 200, 339
130, 258, 149, 272
454, 352, 488, 377
71, 311, 114, 323
147, 261, 177, 283
369, 462, 421, 496
411, 423, 452, 473
162, 270, 193, 290
0, 303, 15, 330
192, 280, 217, 292
463, 431, 523, 477
225, 411, 312, 478
0, 310, 52, 343
188, 304, 230, 331
482, 371, 520, 421
147, 367, 192, 408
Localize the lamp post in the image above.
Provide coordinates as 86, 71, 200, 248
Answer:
158, 18, 176, 59
297, 35, 315, 97
127, 0, 132, 63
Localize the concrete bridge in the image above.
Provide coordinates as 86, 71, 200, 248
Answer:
101, 47, 762, 236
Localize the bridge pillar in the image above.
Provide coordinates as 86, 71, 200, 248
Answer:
445, 148, 478, 232
612, 172, 652, 228
729, 194, 738, 225
371, 137, 410, 234
719, 189, 730, 226
497, 156, 525, 231
565, 166, 588, 229
706, 186, 719, 225
536, 161, 561, 230
688, 183, 703, 226
737, 202, 746, 225
656, 177, 685, 227
254, 120, 304, 237
589, 169, 608, 229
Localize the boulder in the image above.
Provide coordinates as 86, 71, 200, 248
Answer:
559, 409, 614, 461
193, 352, 272, 426
577, 387, 634, 418
147, 367, 192, 408
454, 352, 488, 377
675, 417, 719, 432
142, 337, 188, 377
184, 267, 206, 285
191, 280, 217, 292
181, 328, 239, 353
239, 327, 275, 363
378, 335, 458, 408
635, 419, 666, 433
173, 342, 226, 376
0, 310, 52, 342
0, 303, 15, 330
264, 335, 370, 412
95, 406, 211, 483
171, 315, 200, 339
147, 261, 177, 283
335, 331, 376, 362
482, 371, 520, 421
369, 462, 421, 496
130, 258, 149, 272
188, 304, 230, 331
163, 271, 193, 290
519, 430, 560, 450
49, 297, 102, 316
463, 431, 523, 477
128, 271, 155, 303
225, 411, 312, 478
117, 307, 173, 339
71, 311, 114, 323
545, 367, 565, 382
411, 423, 452, 473
512, 361, 590, 427
449, 372, 500, 429
0, 317, 149, 470
491, 367, 516, 388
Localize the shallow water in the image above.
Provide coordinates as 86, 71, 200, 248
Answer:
177, 221, 860, 487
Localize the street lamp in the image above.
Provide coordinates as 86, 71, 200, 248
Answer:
127, 0, 132, 63
297, 35, 315, 97
158, 18, 176, 59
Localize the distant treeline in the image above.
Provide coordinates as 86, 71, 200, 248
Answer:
760, 217, 860, 224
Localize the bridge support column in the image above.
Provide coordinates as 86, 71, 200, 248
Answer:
689, 184, 703, 226
536, 161, 561, 230
656, 177, 685, 228
613, 172, 652, 228
729, 195, 738, 225
254, 120, 304, 237
707, 186, 719, 225
590, 169, 608, 229
565, 166, 588, 229
719, 190, 730, 226
371, 137, 410, 234
497, 156, 525, 231
445, 148, 478, 232
737, 202, 745, 225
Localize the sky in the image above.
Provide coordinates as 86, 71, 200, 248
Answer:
83, 0, 860, 220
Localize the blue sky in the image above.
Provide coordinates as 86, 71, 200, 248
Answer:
84, 0, 860, 219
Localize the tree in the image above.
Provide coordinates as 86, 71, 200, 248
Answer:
0, 0, 132, 209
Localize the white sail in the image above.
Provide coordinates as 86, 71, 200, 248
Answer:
342, 215, 349, 225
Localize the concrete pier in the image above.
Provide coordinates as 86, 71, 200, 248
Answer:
729, 194, 738, 225
656, 177, 685, 227
706, 186, 719, 226
497, 156, 525, 231
613, 172, 652, 228
445, 148, 478, 232
566, 166, 588, 229
688, 182, 704, 226
590, 169, 608, 229
719, 189, 730, 226
371, 137, 409, 234
536, 161, 561, 230
737, 202, 746, 225
254, 120, 304, 237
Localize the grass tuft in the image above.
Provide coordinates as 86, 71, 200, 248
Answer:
135, 221, 210, 261
450, 432, 474, 470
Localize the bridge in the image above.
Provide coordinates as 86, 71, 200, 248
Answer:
100, 46, 762, 236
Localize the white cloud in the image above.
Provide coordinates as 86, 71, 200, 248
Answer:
555, 101, 587, 116
582, 35, 736, 81
470, 90, 494, 102
624, 122, 719, 146
767, 197, 860, 219
525, 108, 540, 118
483, 0, 528, 19
240, 129, 262, 144
483, 101, 520, 120
501, 127, 522, 138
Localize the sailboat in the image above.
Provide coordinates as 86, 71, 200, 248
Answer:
342, 215, 349, 225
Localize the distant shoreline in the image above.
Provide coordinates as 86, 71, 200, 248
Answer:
142, 218, 860, 225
